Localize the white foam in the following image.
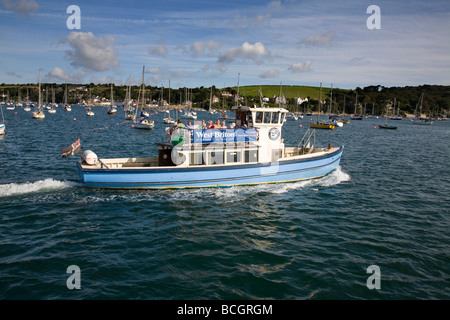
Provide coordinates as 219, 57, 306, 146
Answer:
312, 166, 351, 188
0, 178, 79, 197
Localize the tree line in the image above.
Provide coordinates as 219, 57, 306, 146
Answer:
1, 83, 448, 117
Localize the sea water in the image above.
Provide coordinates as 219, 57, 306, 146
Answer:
0, 106, 449, 299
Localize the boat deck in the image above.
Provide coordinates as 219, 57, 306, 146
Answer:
79, 146, 340, 170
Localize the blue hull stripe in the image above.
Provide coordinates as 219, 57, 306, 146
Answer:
78, 147, 343, 189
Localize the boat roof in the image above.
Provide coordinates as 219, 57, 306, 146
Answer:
231, 105, 289, 113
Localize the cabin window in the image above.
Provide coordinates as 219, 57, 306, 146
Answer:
255, 111, 263, 123
271, 112, 279, 124
247, 112, 253, 127
263, 112, 271, 123
226, 150, 241, 164
208, 150, 224, 165
244, 150, 258, 163
190, 152, 204, 165
280, 113, 285, 123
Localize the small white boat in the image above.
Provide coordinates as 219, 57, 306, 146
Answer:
134, 118, 155, 130
32, 110, 45, 119
164, 116, 175, 124
32, 71, 45, 119
0, 103, 5, 134
65, 105, 72, 111
86, 107, 95, 116
181, 111, 197, 120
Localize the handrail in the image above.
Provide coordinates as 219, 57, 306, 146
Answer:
99, 160, 110, 169
297, 128, 315, 154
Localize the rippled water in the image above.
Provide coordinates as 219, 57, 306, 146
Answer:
0, 106, 449, 299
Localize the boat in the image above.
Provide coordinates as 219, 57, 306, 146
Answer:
63, 85, 72, 111
389, 99, 402, 120
86, 106, 95, 116
310, 83, 335, 130
411, 93, 433, 125
379, 104, 397, 130
76, 102, 344, 189
351, 92, 364, 120
163, 116, 175, 124
124, 79, 135, 120
107, 83, 117, 114
32, 71, 45, 119
181, 111, 197, 120
47, 87, 57, 113
134, 118, 155, 130
286, 113, 298, 121
328, 115, 343, 127
133, 66, 154, 130
0, 102, 5, 134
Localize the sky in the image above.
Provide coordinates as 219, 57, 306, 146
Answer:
0, 0, 449, 90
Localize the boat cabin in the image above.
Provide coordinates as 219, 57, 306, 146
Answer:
159, 105, 290, 167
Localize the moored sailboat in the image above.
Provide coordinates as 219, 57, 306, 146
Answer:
379, 102, 397, 130
0, 102, 5, 134
32, 71, 45, 119
133, 66, 154, 130
411, 93, 433, 125
310, 83, 335, 130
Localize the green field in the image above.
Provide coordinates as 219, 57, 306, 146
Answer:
231, 85, 335, 99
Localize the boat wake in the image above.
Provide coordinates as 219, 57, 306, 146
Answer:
0, 178, 80, 197
170, 166, 351, 202
251, 165, 351, 194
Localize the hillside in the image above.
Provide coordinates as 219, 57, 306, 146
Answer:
231, 85, 335, 100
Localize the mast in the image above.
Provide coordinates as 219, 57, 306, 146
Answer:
236, 73, 240, 106
110, 83, 114, 109
141, 65, 145, 110
38, 70, 41, 111
329, 83, 333, 114
317, 82, 322, 123
209, 86, 212, 111
279, 82, 282, 108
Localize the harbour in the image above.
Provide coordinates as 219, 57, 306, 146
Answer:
1, 0, 449, 302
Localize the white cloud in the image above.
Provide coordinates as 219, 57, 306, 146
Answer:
218, 42, 271, 64
259, 69, 279, 78
288, 60, 312, 73
45, 67, 85, 83
267, 1, 282, 11
47, 67, 70, 81
190, 40, 221, 57
145, 67, 194, 85
230, 14, 271, 32
64, 32, 119, 72
297, 31, 335, 47
2, 0, 39, 16
149, 44, 168, 56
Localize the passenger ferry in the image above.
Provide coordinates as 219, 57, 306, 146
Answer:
77, 105, 344, 189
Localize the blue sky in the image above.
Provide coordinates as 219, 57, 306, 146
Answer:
1, 0, 449, 89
